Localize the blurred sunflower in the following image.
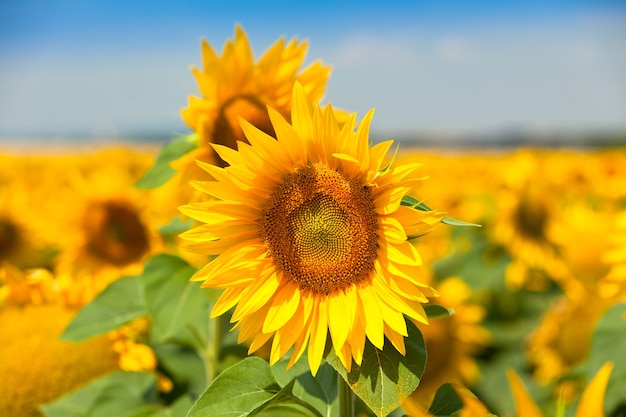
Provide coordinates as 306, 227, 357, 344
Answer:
0, 264, 156, 417
180, 83, 444, 375
177, 25, 331, 187
600, 210, 626, 300
526, 290, 607, 386
547, 203, 614, 294
403, 277, 490, 409
507, 362, 613, 417
0, 156, 59, 268
490, 178, 560, 290
54, 150, 164, 305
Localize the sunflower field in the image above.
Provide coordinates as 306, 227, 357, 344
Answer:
1, 27, 625, 417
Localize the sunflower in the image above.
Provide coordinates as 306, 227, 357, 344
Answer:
403, 277, 490, 409
490, 176, 561, 290
175, 25, 331, 204
179, 83, 445, 375
547, 203, 614, 294
54, 149, 164, 305
0, 155, 60, 268
0, 264, 120, 417
526, 291, 607, 385
600, 210, 626, 300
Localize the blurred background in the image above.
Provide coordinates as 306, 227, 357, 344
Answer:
1, 0, 625, 148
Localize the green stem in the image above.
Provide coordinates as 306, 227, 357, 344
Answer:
204, 314, 224, 383
338, 374, 355, 417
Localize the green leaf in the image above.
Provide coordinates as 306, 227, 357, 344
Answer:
148, 395, 195, 417
427, 383, 463, 415
61, 275, 147, 341
186, 356, 284, 417
400, 196, 481, 228
152, 343, 207, 397
433, 227, 511, 292
424, 304, 454, 319
272, 358, 339, 417
135, 134, 198, 189
586, 302, 626, 414
326, 320, 427, 417
40, 371, 157, 417
158, 215, 195, 241
140, 254, 210, 347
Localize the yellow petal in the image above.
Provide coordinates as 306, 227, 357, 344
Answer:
575, 362, 614, 417
358, 285, 385, 349
506, 369, 544, 417
231, 271, 281, 322
308, 297, 328, 376
263, 281, 301, 333
327, 286, 357, 354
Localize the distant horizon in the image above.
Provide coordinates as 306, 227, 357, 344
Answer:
2, 1, 625, 142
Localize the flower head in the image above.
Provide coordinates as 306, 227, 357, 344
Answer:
180, 83, 444, 375
179, 25, 330, 175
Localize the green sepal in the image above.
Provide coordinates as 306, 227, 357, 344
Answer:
425, 304, 455, 319
326, 320, 427, 417
135, 133, 198, 189
401, 196, 481, 228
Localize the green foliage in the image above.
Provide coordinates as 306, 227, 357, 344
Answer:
400, 196, 481, 228
40, 371, 158, 417
587, 302, 626, 414
140, 254, 208, 347
152, 343, 207, 397
427, 383, 464, 416
135, 134, 198, 189
424, 304, 454, 319
433, 227, 511, 291
272, 358, 340, 417
61, 275, 147, 341
158, 215, 195, 243
326, 320, 427, 417
186, 357, 323, 417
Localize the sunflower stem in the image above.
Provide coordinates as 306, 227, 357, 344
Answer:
338, 374, 355, 417
204, 314, 224, 384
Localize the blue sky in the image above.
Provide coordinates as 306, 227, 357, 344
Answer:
1, 0, 625, 141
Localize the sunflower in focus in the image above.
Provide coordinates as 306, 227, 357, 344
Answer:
180, 83, 445, 375
177, 25, 331, 194
403, 277, 490, 410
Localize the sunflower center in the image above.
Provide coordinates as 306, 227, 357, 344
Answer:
0, 218, 20, 260
515, 198, 548, 240
84, 202, 150, 266
212, 95, 276, 167
260, 163, 378, 295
